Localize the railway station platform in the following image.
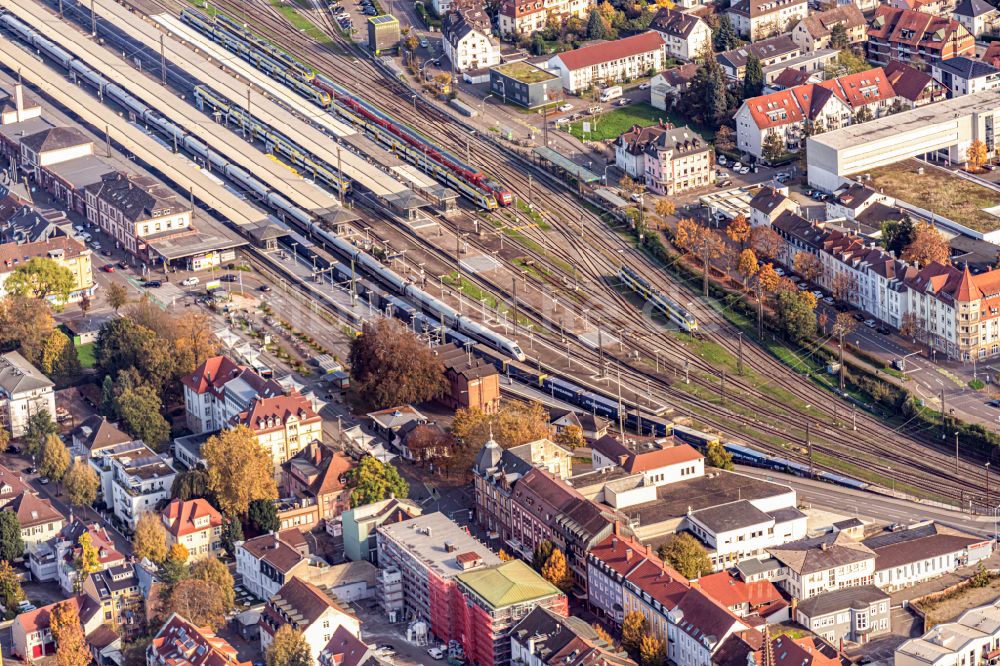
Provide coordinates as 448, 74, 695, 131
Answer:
531, 147, 602, 185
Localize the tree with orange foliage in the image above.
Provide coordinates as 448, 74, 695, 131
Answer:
901, 222, 950, 267
751, 263, 781, 337
750, 226, 783, 261
737, 249, 759, 288
675, 218, 725, 296
51, 600, 90, 666
725, 214, 751, 249
793, 252, 823, 284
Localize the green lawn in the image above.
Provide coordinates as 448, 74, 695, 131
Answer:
76, 342, 96, 369
269, 0, 335, 45
566, 103, 715, 142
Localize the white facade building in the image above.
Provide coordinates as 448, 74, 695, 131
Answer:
767, 532, 876, 600
107, 446, 175, 532
442, 12, 501, 73
896, 599, 1000, 666
687, 500, 808, 571
546, 32, 666, 93
0, 352, 55, 438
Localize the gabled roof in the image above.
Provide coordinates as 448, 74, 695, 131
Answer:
718, 36, 799, 71
954, 0, 996, 18
510, 606, 636, 666
262, 577, 355, 634
591, 434, 703, 473
10, 491, 63, 528
320, 625, 375, 666
861, 522, 987, 571
819, 67, 896, 109
672, 587, 747, 650
283, 442, 354, 498
869, 5, 970, 53
798, 4, 865, 39
72, 416, 132, 453
239, 532, 306, 573
728, 0, 806, 19
767, 531, 875, 574
552, 33, 666, 72
695, 571, 784, 610
884, 61, 937, 101
20, 126, 91, 153
651, 8, 707, 39
0, 351, 52, 396
794, 585, 889, 617
150, 612, 250, 666
161, 498, 223, 537
935, 55, 1000, 81
16, 595, 99, 636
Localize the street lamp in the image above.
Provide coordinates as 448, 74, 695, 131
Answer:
987, 462, 992, 508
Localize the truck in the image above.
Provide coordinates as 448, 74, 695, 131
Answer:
600, 85, 623, 102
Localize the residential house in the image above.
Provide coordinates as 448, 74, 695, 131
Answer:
259, 577, 361, 663
84, 171, 192, 259
650, 63, 699, 110
866, 6, 974, 67
70, 416, 132, 461
442, 11, 501, 73
896, 599, 1000, 666
615, 125, 668, 179
148, 613, 251, 666
87, 624, 123, 666
748, 186, 800, 228
695, 570, 788, 622
12, 595, 101, 662
549, 409, 610, 443
932, 56, 1000, 96
81, 563, 145, 639
953, 0, 998, 37
667, 588, 752, 666
450, 560, 567, 666
715, 632, 842, 666
439, 344, 501, 413
107, 445, 176, 532
160, 498, 223, 562
237, 389, 324, 473
319, 626, 384, 666
510, 606, 636, 666
885, 61, 948, 107
282, 442, 354, 528
726, 0, 808, 40
0, 351, 55, 437
8, 491, 64, 549
620, 546, 692, 644
0, 235, 94, 304
497, 0, 591, 38
650, 9, 711, 62
887, 0, 953, 13
643, 125, 712, 195
795, 586, 891, 645
375, 511, 501, 623
862, 522, 992, 591
717, 36, 801, 83
235, 530, 311, 601
26, 520, 126, 594
687, 499, 808, 571
367, 404, 427, 447
792, 5, 866, 51
181, 355, 284, 434
766, 531, 876, 600
342, 498, 422, 563
546, 32, 667, 94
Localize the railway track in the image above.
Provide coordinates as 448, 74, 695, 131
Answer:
104, 0, 990, 504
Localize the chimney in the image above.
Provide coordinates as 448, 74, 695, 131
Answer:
645, 544, 652, 558
313, 442, 322, 465
790, 596, 798, 616
625, 548, 633, 561
613, 520, 620, 537
14, 83, 24, 123
820, 542, 829, 551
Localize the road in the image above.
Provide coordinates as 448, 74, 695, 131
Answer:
737, 465, 999, 539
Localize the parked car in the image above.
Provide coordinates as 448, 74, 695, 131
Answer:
737, 166, 750, 175
864, 319, 876, 328
220, 273, 238, 282
557, 103, 572, 112
774, 267, 785, 277
24, 466, 36, 474
732, 162, 743, 170
117, 260, 128, 269
144, 280, 162, 288
39, 477, 50, 485
181, 277, 200, 286
877, 325, 892, 335
428, 648, 445, 660
102, 249, 113, 257
717, 155, 727, 165
796, 282, 808, 291
419, 38, 429, 47
823, 296, 835, 305
987, 399, 1000, 408
259, 285, 272, 292
102, 265, 115, 273
811, 290, 823, 298
638, 82, 651, 90
616, 98, 630, 106
853, 312, 865, 322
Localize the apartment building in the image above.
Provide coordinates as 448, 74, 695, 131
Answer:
546, 32, 666, 94
511, 607, 636, 666
953, 0, 998, 37
81, 564, 145, 639
896, 599, 1000, 666
281, 442, 354, 527
70, 416, 132, 460
160, 498, 223, 562
932, 56, 1000, 96
442, 11, 501, 73
862, 522, 992, 591
0, 351, 55, 437
867, 6, 974, 67
235, 530, 311, 601
375, 511, 501, 625
182, 355, 284, 434
259, 577, 361, 663
792, 4, 866, 51
237, 390, 323, 472
642, 125, 713, 196
687, 499, 807, 571
342, 498, 422, 563
650, 8, 711, 62
794, 586, 891, 645
0, 463, 63, 553
148, 613, 250, 666
26, 520, 127, 595
0, 235, 95, 304
695, 570, 788, 621
717, 36, 801, 82
498, 0, 591, 38
615, 126, 668, 179
84, 171, 192, 259
767, 531, 876, 600
726, 0, 808, 40
104, 445, 175, 533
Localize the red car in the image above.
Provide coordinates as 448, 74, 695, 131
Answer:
102, 265, 115, 273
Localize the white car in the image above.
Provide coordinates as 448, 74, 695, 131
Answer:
638, 82, 651, 90
733, 162, 743, 170
774, 267, 785, 277
718, 155, 727, 165
181, 277, 200, 286
737, 166, 750, 175
865, 319, 877, 328
557, 103, 572, 112
812, 290, 823, 298
427, 648, 445, 661
823, 296, 835, 305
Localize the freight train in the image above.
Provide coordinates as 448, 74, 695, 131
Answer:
618, 265, 698, 332
179, 7, 513, 209
0, 9, 528, 364
671, 424, 871, 491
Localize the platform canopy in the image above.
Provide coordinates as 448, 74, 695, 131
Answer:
533, 147, 601, 183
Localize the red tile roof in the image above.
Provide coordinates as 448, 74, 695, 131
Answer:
149, 613, 250, 666
592, 435, 704, 473
182, 355, 283, 401
161, 498, 223, 537
554, 33, 666, 72
884, 61, 939, 102
819, 67, 895, 108
694, 571, 783, 610
10, 491, 63, 528
16, 595, 97, 635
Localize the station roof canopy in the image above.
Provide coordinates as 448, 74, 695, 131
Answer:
533, 147, 601, 183
594, 187, 629, 209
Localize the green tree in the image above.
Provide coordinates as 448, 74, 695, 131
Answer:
94, 317, 174, 391
704, 63, 728, 127
540, 547, 573, 592
882, 216, 916, 255
204, 425, 278, 517
220, 516, 243, 557
830, 22, 849, 49
640, 636, 666, 666
171, 469, 211, 501
658, 533, 713, 579
705, 441, 734, 470
621, 611, 648, 658
0, 512, 25, 561
0, 560, 26, 611
349, 319, 447, 409
347, 456, 409, 508
775, 289, 818, 341
100, 375, 117, 419
50, 599, 91, 666
63, 461, 99, 507
39, 433, 70, 483
133, 511, 168, 563
533, 540, 555, 571
587, 8, 610, 38
105, 282, 128, 313
115, 384, 170, 450
530, 31, 546, 56
248, 498, 280, 533
0, 296, 55, 364
762, 131, 785, 160
853, 106, 873, 123
266, 625, 312, 666
190, 557, 235, 612
23, 409, 57, 459
742, 53, 764, 99
713, 14, 739, 51
5, 257, 75, 302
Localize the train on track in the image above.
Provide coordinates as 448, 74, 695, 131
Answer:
671, 424, 871, 491
618, 265, 698, 333
179, 8, 513, 209
0, 8, 529, 364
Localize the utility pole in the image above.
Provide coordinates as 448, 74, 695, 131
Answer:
527, 175, 533, 208
91, 0, 97, 36
941, 388, 947, 440
512, 278, 518, 337
598, 324, 605, 379
838, 330, 846, 392
806, 422, 813, 478
337, 146, 344, 207
852, 403, 857, 431
160, 35, 167, 85
720, 369, 726, 402
737, 332, 744, 375
956, 431, 960, 474
104, 125, 111, 158
542, 103, 549, 147
684, 359, 690, 385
